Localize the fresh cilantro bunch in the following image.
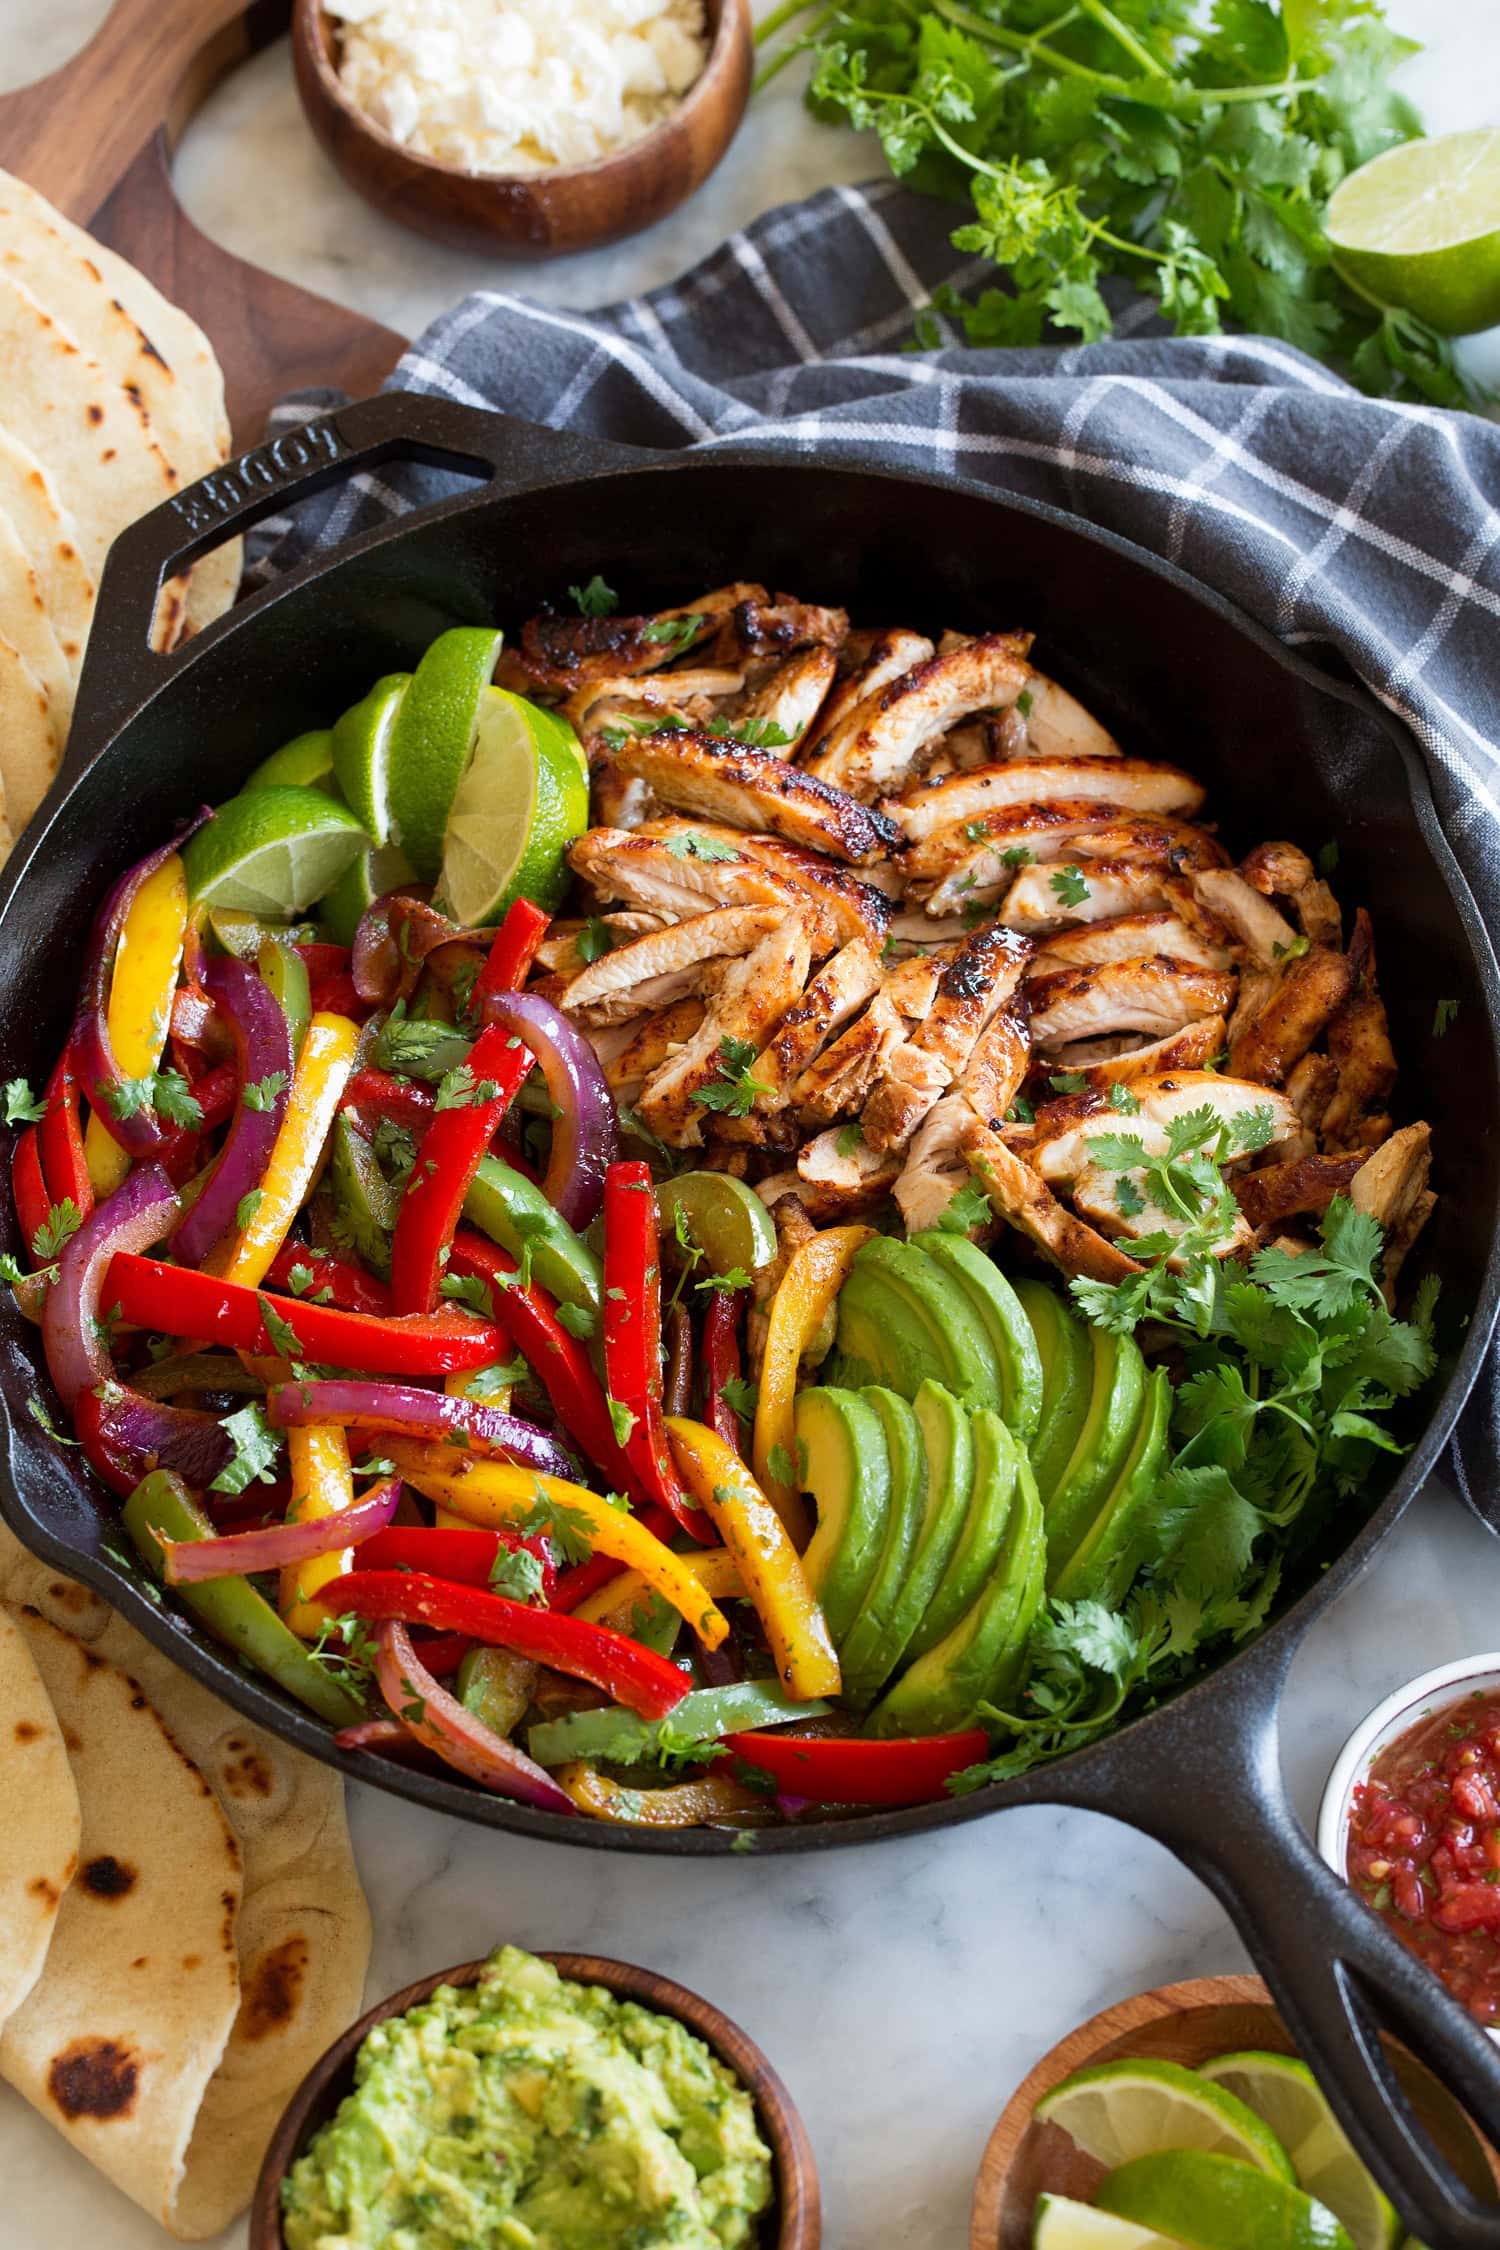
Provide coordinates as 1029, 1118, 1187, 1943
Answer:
757, 0, 1485, 406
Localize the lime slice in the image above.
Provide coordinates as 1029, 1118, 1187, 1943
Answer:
1033, 2196, 1190, 2250
1035, 2060, 1296, 2181
1198, 2056, 1399, 2250
384, 626, 503, 880
244, 729, 337, 793
1325, 129, 1500, 336
1097, 2151, 1355, 2250
657, 1171, 778, 1280
436, 687, 588, 925
182, 785, 368, 916
330, 673, 409, 844
319, 841, 419, 948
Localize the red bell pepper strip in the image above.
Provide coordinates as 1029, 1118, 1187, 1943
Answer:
408, 1635, 474, 1678
475, 898, 550, 1005
264, 1242, 393, 1318
724, 1728, 991, 1808
702, 1288, 744, 1455
11, 1128, 51, 1265
341, 1067, 435, 1137
294, 942, 352, 984
308, 969, 366, 1018
105, 1252, 511, 1375
321, 1570, 690, 1720
602, 1162, 709, 1541
350, 1524, 555, 1600
389, 1024, 532, 1314
73, 1383, 139, 1498
158, 1060, 239, 1188
39, 1048, 93, 1222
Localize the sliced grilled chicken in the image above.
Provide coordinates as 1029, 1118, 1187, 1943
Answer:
705, 830, 893, 948
602, 998, 707, 1105
709, 595, 849, 666
862, 924, 1033, 1152
1239, 840, 1342, 950
635, 914, 812, 1147
1034, 911, 1232, 974
1234, 1152, 1366, 1231
1228, 945, 1356, 1087
909, 806, 1227, 917
920, 720, 1000, 779
1185, 868, 1298, 968
562, 667, 746, 738
497, 595, 746, 692
1027, 956, 1236, 1049
797, 1128, 901, 1200
999, 860, 1175, 934
883, 953, 947, 1023
894, 1094, 975, 1233
1009, 670, 1120, 761
612, 731, 899, 865
751, 940, 884, 1109
790, 992, 908, 1123
1321, 909, 1397, 1150
570, 826, 848, 953
1285, 1050, 1339, 1146
729, 646, 838, 746
963, 1123, 1143, 1283
1073, 1161, 1255, 1264
1029, 1070, 1297, 1186
956, 1005, 1030, 1133
536, 911, 667, 974
800, 628, 938, 757
559, 905, 786, 1024
1351, 1122, 1434, 1299
804, 630, 1034, 800
1039, 1015, 1228, 1089
885, 755, 1205, 842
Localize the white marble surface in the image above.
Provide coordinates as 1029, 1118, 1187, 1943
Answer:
2, 5, 1500, 2247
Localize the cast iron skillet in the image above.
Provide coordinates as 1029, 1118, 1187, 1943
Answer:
3, 393, 1499, 2239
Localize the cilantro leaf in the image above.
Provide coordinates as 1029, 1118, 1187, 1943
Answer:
242, 1071, 289, 1114
31, 1199, 83, 1263
935, 1181, 992, 1235
705, 715, 796, 749
576, 917, 615, 965
490, 1544, 547, 1603
569, 575, 617, 617
1049, 865, 1090, 908
641, 614, 702, 650
690, 1036, 770, 1118
4, 1079, 44, 1125
210, 1402, 281, 1495
662, 830, 740, 864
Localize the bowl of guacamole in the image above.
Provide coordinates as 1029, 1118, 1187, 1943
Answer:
252, 1944, 818, 2250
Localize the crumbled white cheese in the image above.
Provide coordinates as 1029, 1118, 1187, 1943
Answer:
326, 0, 710, 175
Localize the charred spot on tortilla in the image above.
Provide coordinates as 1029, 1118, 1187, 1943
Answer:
13, 1718, 39, 1743
85, 403, 103, 426
238, 1934, 310, 2041
221, 1747, 274, 1798
27, 1875, 60, 1907
48, 2037, 140, 2121
81, 1855, 136, 1899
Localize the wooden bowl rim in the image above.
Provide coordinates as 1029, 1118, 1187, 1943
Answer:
295, 0, 750, 190
250, 1947, 818, 2250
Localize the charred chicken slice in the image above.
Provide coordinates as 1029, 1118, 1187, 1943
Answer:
612, 730, 900, 865
569, 825, 851, 955
999, 860, 1177, 933
749, 940, 885, 1110
1028, 1070, 1297, 1187
1350, 1122, 1434, 1298
963, 1123, 1144, 1284
1034, 910, 1232, 974
907, 804, 1227, 917
635, 914, 812, 1148
1227, 944, 1356, 1087
884, 754, 1205, 842
1182, 868, 1298, 968
801, 628, 938, 757
1233, 1152, 1366, 1231
1320, 909, 1397, 1150
1039, 1016, 1229, 1090
730, 646, 838, 746
861, 923, 1033, 1152
558, 905, 786, 1024
804, 630, 1035, 801
1026, 956, 1237, 1049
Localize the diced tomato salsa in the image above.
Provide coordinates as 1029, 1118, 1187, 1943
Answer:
1347, 1686, 1500, 2022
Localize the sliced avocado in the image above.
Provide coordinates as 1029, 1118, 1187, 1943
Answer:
1013, 1277, 1093, 1508
829, 1237, 992, 1406
1043, 1325, 1146, 1591
904, 1408, 1017, 1664
870, 1451, 1047, 1738
911, 1231, 1044, 1445
837, 1389, 928, 1710
859, 1381, 974, 1704
794, 1387, 892, 1646
1052, 1365, 1173, 1607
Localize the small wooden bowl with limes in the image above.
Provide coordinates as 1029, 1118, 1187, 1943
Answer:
971, 1974, 1500, 2250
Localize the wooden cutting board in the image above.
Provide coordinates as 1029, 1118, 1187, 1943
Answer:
0, 0, 407, 451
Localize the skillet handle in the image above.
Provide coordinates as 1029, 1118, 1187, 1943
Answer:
1044, 1641, 1500, 2245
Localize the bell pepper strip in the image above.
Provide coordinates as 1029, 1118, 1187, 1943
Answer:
264, 1242, 392, 1317
157, 1058, 239, 1188
208, 1012, 360, 1286
122, 1469, 365, 1728
105, 1252, 511, 1375
753, 1223, 875, 1541
667, 1416, 841, 1702
84, 849, 188, 1196
410, 1636, 475, 1679
356, 1524, 555, 1600
572, 1547, 744, 1630
259, 936, 312, 1060
11, 1128, 50, 1267
341, 1067, 435, 1137
456, 1644, 537, 1736
723, 1727, 991, 1809
475, 897, 551, 1004
527, 1677, 828, 1769
318, 1570, 691, 1721
39, 1047, 93, 1222
280, 1423, 357, 1635
552, 1762, 764, 1827
665, 1302, 692, 1418
702, 1288, 744, 1454
370, 1618, 571, 1812
389, 1022, 534, 1313
308, 967, 365, 1018
294, 942, 352, 985
463, 1153, 603, 1322
602, 1161, 711, 1541
378, 1439, 730, 1647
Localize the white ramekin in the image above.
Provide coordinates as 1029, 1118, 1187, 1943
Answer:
1317, 1654, 1500, 1878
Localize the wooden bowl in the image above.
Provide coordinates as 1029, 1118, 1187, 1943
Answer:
249, 1950, 819, 2249
970, 1974, 1500, 2249
291, 0, 753, 257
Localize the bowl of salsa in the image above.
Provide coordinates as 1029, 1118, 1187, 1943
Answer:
1319, 1657, 1500, 2030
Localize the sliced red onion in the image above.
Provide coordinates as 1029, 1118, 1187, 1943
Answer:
44, 1163, 179, 1408
171, 956, 293, 1267
161, 1473, 401, 1583
373, 1619, 573, 1813
350, 889, 466, 1006
98, 1385, 234, 1488
479, 991, 617, 1230
334, 1717, 421, 1755
73, 819, 210, 1158
266, 1378, 581, 1480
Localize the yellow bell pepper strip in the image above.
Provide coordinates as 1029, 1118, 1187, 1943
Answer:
84, 850, 188, 1196
280, 1423, 356, 1636
378, 1438, 730, 1647
552, 1762, 765, 1827
751, 1223, 874, 1541
666, 1416, 841, 1702
208, 1012, 360, 1286
572, 1547, 744, 1629
435, 1368, 497, 1531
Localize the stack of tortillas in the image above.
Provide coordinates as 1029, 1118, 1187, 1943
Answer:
0, 169, 239, 853
0, 1518, 370, 2238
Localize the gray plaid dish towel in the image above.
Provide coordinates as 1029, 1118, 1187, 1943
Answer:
258, 175, 1500, 1517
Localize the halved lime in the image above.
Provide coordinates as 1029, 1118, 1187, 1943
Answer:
1033, 2196, 1188, 2250
1326, 129, 1500, 335
1036, 2060, 1296, 2181
244, 729, 337, 793
182, 785, 368, 916
319, 840, 419, 948
1199, 2054, 1399, 2250
436, 686, 588, 925
384, 626, 504, 880
331, 672, 409, 845
657, 1172, 778, 1280
1097, 2151, 1355, 2250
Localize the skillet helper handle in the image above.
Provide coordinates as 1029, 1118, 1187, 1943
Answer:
1046, 1653, 1500, 2246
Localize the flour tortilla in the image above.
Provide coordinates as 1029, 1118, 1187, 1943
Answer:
0, 1521, 372, 2236
0, 1609, 79, 2029
0, 427, 94, 675
0, 633, 46, 834
0, 510, 71, 742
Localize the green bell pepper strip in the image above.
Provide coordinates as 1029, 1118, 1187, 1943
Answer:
257, 936, 312, 1061
527, 1679, 833, 1769
463, 1152, 602, 1322
122, 1470, 365, 1727
327, 1111, 399, 1278
457, 1645, 537, 1738
389, 1022, 533, 1314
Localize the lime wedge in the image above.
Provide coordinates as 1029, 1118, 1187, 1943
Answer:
1199, 2055, 1399, 2250
244, 729, 337, 793
331, 673, 409, 845
1325, 129, 1500, 335
385, 626, 503, 880
182, 785, 368, 916
436, 687, 588, 926
1097, 2151, 1355, 2250
1036, 2060, 1295, 2181
657, 1172, 778, 1279
1034, 2196, 1190, 2250
320, 841, 419, 948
